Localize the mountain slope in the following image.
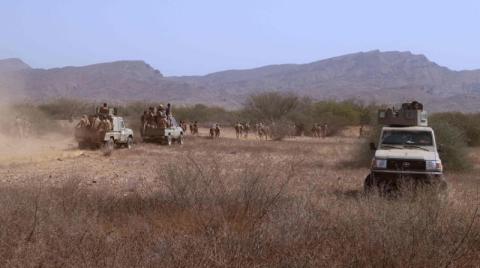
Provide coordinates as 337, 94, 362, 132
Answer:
1, 50, 480, 111
0, 58, 31, 73
170, 50, 480, 111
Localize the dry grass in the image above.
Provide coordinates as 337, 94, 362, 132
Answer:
0, 133, 479, 267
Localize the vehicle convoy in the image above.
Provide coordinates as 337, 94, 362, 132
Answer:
140, 105, 184, 145
365, 101, 447, 193
75, 107, 134, 150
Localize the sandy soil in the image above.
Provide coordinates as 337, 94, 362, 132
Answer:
0, 126, 477, 197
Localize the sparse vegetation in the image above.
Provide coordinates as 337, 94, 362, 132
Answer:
431, 112, 480, 147
0, 143, 479, 267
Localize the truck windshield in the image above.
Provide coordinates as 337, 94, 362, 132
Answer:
381, 130, 433, 146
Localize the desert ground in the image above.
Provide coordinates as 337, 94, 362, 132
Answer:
0, 127, 479, 267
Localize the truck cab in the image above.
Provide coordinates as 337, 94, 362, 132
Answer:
365, 102, 447, 193
104, 116, 134, 148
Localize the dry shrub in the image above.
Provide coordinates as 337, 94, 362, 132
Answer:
268, 120, 294, 141
0, 159, 479, 267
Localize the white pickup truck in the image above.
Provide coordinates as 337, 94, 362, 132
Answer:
141, 116, 184, 145
75, 116, 134, 150
365, 106, 447, 194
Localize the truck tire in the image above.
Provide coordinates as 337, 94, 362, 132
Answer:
165, 135, 172, 146
104, 138, 114, 151
127, 136, 134, 149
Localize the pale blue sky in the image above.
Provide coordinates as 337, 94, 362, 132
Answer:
1, 0, 479, 75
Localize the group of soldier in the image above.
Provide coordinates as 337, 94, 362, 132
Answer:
76, 103, 113, 132
234, 122, 251, 138
310, 123, 329, 138
188, 121, 199, 135
140, 103, 172, 133
234, 122, 271, 140
209, 123, 221, 138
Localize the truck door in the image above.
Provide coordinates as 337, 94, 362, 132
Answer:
119, 119, 126, 142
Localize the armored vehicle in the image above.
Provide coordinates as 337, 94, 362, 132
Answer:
365, 102, 446, 193
75, 107, 134, 150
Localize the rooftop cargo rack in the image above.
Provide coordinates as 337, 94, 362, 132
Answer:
378, 101, 428, 127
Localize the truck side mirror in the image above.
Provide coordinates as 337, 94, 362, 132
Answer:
369, 142, 377, 151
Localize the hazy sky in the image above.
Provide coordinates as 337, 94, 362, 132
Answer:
1, 0, 479, 75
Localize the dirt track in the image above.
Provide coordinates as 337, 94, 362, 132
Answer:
0, 126, 478, 196
0, 127, 366, 194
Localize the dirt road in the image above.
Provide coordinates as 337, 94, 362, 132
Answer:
0, 128, 365, 194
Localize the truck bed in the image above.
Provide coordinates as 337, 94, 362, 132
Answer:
75, 128, 107, 145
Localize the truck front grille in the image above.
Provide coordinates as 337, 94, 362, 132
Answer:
387, 159, 426, 171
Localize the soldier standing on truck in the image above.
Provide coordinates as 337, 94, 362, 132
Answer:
166, 103, 172, 117
147, 107, 155, 128
99, 103, 109, 119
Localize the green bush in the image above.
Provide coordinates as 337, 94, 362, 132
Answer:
38, 98, 95, 120
430, 112, 480, 147
243, 92, 300, 123
430, 121, 472, 172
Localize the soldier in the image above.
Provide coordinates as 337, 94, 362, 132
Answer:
181, 121, 188, 132
157, 104, 166, 118
243, 122, 250, 138
147, 107, 156, 128
157, 116, 168, 129
104, 118, 112, 131
311, 124, 318, 137
215, 124, 221, 137
209, 124, 215, 138
166, 103, 172, 117
322, 123, 328, 138
193, 121, 199, 135
189, 122, 194, 135
76, 115, 90, 128
99, 103, 109, 119
234, 122, 243, 139
92, 115, 102, 130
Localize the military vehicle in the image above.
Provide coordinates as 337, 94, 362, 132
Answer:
140, 106, 184, 145
365, 101, 446, 193
75, 107, 134, 150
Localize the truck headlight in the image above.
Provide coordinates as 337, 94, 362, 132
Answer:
372, 158, 387, 169
426, 160, 443, 171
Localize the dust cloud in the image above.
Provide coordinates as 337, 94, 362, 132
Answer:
0, 86, 76, 165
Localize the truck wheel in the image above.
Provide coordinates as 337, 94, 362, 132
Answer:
127, 136, 134, 149
165, 136, 172, 146
104, 138, 114, 151
178, 134, 184, 145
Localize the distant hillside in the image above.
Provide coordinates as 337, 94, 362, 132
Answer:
1, 51, 480, 111
170, 50, 480, 111
0, 58, 31, 73
0, 59, 214, 104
